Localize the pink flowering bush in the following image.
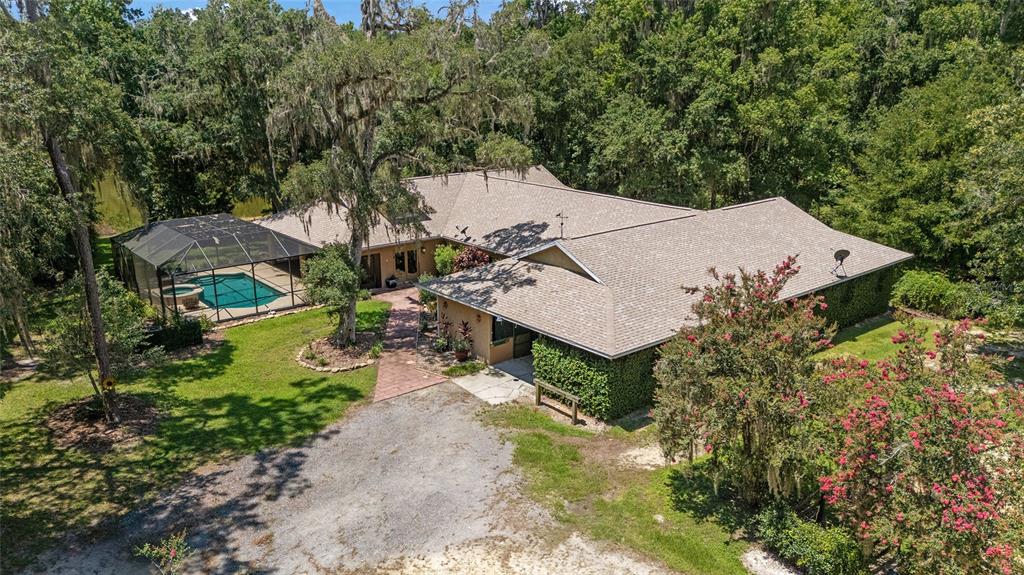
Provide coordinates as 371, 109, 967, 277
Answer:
654, 256, 844, 504
134, 529, 193, 574
819, 318, 1024, 574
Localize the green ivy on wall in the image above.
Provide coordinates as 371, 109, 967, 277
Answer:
817, 267, 899, 329
532, 337, 656, 420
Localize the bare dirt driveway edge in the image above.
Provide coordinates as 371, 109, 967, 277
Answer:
35, 383, 671, 574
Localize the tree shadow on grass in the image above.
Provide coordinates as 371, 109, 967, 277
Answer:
1, 370, 369, 573
666, 466, 754, 535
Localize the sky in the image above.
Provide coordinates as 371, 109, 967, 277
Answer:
126, 0, 506, 23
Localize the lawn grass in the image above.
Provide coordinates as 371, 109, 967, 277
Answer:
489, 405, 748, 575
816, 315, 948, 362
0, 304, 381, 571
442, 360, 486, 377
356, 299, 392, 333
93, 236, 114, 271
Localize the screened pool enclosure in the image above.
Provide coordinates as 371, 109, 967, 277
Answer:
112, 214, 319, 322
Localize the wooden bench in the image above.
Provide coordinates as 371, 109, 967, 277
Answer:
533, 379, 581, 425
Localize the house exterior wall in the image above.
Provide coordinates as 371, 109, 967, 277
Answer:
436, 296, 498, 363
363, 239, 440, 285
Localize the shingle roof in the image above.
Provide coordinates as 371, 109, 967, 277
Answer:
423, 197, 912, 357
255, 165, 695, 255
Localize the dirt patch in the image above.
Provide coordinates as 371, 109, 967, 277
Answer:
298, 333, 377, 371
742, 548, 798, 575
45, 394, 161, 454
617, 444, 670, 470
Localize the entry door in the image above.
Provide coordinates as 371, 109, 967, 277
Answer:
512, 327, 536, 358
360, 254, 382, 289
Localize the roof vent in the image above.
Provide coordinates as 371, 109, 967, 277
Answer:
831, 249, 850, 278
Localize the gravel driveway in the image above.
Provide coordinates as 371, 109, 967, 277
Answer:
37, 383, 669, 574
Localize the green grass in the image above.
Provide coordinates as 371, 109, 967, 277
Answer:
816, 315, 948, 362
489, 406, 747, 575
356, 299, 391, 333
93, 174, 143, 234
0, 304, 382, 571
442, 360, 486, 377
93, 236, 114, 271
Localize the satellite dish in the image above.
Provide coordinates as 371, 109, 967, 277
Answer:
831, 249, 850, 277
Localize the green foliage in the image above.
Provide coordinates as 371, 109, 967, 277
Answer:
369, 340, 384, 359
654, 257, 843, 504
891, 270, 970, 317
149, 315, 203, 352
753, 503, 865, 575
301, 244, 361, 343
433, 244, 459, 276
134, 529, 194, 575
417, 273, 436, 305
532, 336, 655, 420
817, 268, 897, 328
40, 269, 165, 383
354, 299, 391, 333
442, 360, 485, 377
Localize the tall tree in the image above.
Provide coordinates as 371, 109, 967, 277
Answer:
274, 1, 530, 342
9, 0, 144, 422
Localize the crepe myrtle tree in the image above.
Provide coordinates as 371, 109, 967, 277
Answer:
300, 243, 362, 346
452, 246, 491, 272
654, 256, 842, 504
818, 318, 1024, 574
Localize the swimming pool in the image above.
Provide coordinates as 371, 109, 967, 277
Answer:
191, 273, 285, 309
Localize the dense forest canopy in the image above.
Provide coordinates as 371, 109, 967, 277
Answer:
3, 0, 1023, 300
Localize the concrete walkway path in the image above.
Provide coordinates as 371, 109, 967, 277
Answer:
452, 356, 534, 405
373, 288, 446, 402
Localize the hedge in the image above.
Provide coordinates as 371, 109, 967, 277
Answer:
817, 267, 897, 328
532, 336, 656, 420
147, 317, 203, 351
753, 503, 865, 575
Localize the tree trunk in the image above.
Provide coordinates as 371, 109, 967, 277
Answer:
44, 133, 120, 424
344, 224, 364, 344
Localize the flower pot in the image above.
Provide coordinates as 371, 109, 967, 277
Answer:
454, 350, 469, 362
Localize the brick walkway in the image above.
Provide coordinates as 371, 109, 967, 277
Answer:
373, 288, 447, 402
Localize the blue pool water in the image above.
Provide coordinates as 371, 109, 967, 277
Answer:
192, 273, 285, 309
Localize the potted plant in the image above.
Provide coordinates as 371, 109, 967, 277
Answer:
452, 320, 473, 361
451, 337, 471, 361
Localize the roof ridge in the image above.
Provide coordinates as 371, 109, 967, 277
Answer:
477, 174, 699, 212
567, 213, 700, 241
714, 197, 780, 211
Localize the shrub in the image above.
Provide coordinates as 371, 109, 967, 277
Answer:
432, 336, 450, 352
452, 246, 490, 272
532, 336, 656, 420
357, 289, 372, 301
369, 340, 383, 359
134, 529, 194, 575
417, 273, 436, 306
818, 267, 897, 328
302, 244, 361, 343
443, 360, 486, 377
149, 315, 203, 351
434, 244, 459, 276
890, 270, 967, 317
753, 503, 865, 575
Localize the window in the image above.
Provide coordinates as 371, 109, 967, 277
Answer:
407, 250, 418, 274
492, 316, 514, 343
395, 251, 406, 272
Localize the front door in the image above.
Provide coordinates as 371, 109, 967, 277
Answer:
360, 253, 382, 289
512, 327, 536, 358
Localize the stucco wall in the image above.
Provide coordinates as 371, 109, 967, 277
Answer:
363, 239, 440, 284
437, 296, 493, 362
522, 245, 588, 277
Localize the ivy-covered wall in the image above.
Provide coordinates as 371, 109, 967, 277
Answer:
816, 266, 899, 329
532, 337, 657, 420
